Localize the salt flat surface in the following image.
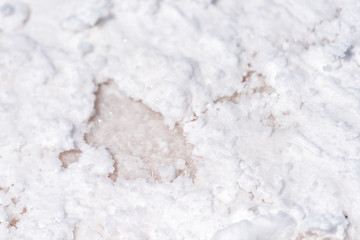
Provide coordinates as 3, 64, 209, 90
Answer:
0, 0, 360, 239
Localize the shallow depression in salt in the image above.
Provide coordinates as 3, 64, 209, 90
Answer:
1, 0, 360, 239
85, 80, 197, 182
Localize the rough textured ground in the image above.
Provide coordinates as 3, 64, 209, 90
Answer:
0, 0, 360, 239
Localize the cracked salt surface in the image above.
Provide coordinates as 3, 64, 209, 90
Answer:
1, 0, 360, 239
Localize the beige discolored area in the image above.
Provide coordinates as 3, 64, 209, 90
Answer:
85, 81, 196, 182
59, 150, 82, 168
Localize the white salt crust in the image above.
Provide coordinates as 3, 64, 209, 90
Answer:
0, 0, 360, 239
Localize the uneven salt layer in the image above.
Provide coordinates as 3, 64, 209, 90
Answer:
1, 0, 360, 239
85, 81, 196, 182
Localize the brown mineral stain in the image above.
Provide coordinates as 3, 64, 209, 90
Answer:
59, 150, 82, 168
85, 80, 197, 182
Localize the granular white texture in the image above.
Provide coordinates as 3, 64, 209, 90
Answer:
0, 0, 360, 239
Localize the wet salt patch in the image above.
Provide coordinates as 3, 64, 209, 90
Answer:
85, 81, 196, 182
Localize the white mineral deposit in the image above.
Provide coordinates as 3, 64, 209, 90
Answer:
0, 0, 359, 239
